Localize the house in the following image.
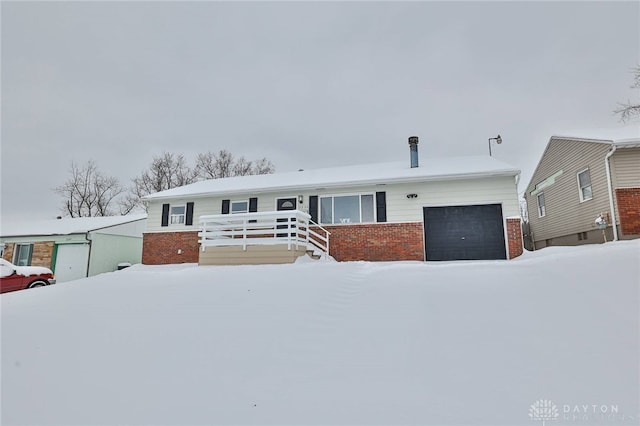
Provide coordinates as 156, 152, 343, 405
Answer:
1, 214, 147, 282
524, 130, 640, 249
142, 137, 523, 265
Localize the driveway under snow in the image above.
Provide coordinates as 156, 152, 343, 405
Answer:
2, 241, 638, 425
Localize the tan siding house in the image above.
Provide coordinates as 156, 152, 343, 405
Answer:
525, 132, 640, 249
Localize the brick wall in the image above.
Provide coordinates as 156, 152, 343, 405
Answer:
2, 242, 54, 267
506, 218, 523, 259
32, 242, 54, 268
3, 244, 13, 262
145, 220, 524, 265
315, 223, 425, 262
616, 187, 640, 236
142, 232, 199, 264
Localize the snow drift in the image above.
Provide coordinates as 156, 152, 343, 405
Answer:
2, 241, 638, 425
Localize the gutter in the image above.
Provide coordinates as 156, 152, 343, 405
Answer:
604, 145, 618, 241
143, 170, 522, 202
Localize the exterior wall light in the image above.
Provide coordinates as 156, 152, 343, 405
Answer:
488, 135, 502, 156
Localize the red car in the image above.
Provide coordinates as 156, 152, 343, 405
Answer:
0, 258, 56, 294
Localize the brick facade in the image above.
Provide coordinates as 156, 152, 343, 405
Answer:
317, 223, 425, 262
2, 241, 54, 268
143, 220, 524, 264
615, 187, 640, 236
142, 231, 200, 265
3, 244, 13, 262
506, 218, 523, 259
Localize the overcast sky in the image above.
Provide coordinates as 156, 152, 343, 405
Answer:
2, 1, 638, 221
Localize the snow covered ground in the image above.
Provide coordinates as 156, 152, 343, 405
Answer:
2, 241, 639, 425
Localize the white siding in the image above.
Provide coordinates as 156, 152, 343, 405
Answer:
88, 234, 143, 276
92, 219, 147, 237
145, 175, 519, 233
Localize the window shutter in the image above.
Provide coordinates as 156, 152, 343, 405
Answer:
185, 202, 194, 226
221, 199, 230, 214
309, 196, 318, 223
375, 192, 387, 222
161, 204, 170, 227
248, 197, 258, 223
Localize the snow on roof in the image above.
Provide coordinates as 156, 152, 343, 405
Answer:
1, 214, 148, 238
551, 125, 640, 145
144, 155, 521, 200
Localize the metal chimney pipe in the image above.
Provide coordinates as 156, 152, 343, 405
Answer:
408, 136, 419, 168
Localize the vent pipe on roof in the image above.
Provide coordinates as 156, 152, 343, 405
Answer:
408, 136, 419, 168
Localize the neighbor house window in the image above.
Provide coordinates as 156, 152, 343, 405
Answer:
170, 205, 186, 224
231, 200, 249, 214
320, 194, 375, 224
577, 169, 593, 202
13, 243, 33, 266
537, 192, 546, 217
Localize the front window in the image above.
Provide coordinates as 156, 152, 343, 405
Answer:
320, 194, 375, 224
170, 205, 186, 224
13, 243, 33, 266
577, 169, 593, 202
231, 200, 249, 214
537, 193, 546, 217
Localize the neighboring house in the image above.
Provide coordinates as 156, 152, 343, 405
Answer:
524, 130, 640, 249
1, 214, 147, 282
142, 138, 523, 265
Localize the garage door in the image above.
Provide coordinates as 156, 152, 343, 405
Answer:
54, 243, 90, 282
423, 204, 506, 261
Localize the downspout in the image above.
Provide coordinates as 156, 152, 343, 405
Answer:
85, 232, 93, 277
604, 145, 618, 241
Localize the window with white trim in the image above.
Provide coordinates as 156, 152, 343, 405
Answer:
320, 194, 375, 224
170, 205, 186, 224
231, 200, 249, 214
13, 243, 34, 266
537, 192, 546, 217
577, 169, 593, 202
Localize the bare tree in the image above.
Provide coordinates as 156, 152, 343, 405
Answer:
615, 66, 640, 122
54, 160, 125, 217
126, 152, 199, 211
195, 150, 234, 179
195, 149, 275, 180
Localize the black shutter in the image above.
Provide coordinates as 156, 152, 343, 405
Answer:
221, 199, 230, 214
161, 204, 170, 227
309, 196, 318, 223
185, 202, 194, 226
376, 192, 387, 222
248, 197, 258, 223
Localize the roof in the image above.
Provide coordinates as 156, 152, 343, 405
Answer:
551, 125, 640, 146
143, 155, 521, 201
1, 214, 148, 238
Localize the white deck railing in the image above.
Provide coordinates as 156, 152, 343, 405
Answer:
198, 210, 330, 258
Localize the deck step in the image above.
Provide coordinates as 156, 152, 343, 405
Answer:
306, 250, 322, 260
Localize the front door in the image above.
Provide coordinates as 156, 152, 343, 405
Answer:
276, 198, 297, 237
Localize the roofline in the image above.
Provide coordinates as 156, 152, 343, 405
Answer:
144, 169, 521, 201
0, 217, 148, 239
524, 135, 640, 193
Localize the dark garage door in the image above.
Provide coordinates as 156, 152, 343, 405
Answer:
423, 204, 506, 261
